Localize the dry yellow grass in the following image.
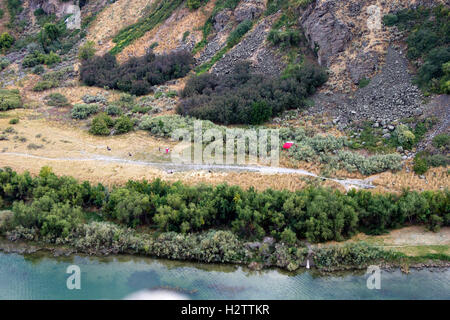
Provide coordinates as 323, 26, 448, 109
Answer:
86, 0, 156, 55
116, 1, 216, 62
0, 108, 447, 194
372, 165, 450, 193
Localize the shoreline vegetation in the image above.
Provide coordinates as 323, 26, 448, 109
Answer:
0, 167, 448, 272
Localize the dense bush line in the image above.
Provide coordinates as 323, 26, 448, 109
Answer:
80, 50, 193, 95
0, 168, 448, 247
178, 61, 327, 125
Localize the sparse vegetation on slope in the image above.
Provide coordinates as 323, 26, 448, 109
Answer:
383, 5, 450, 94
110, 0, 185, 55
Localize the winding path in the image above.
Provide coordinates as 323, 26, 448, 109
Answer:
0, 152, 375, 190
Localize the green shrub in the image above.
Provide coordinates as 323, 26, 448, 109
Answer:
182, 31, 190, 41
71, 104, 99, 119
32, 80, 58, 91
0, 58, 10, 71
78, 40, 96, 61
382, 14, 399, 26
32, 65, 45, 75
313, 243, 388, 269
81, 50, 193, 95
384, 6, 450, 94
413, 155, 429, 175
89, 113, 112, 136
22, 50, 60, 67
268, 29, 302, 47
187, 0, 202, 10
0, 89, 22, 111
114, 116, 134, 134
44, 93, 69, 107
42, 66, 74, 82
8, 118, 19, 125
427, 154, 449, 168
280, 228, 297, 245
395, 124, 416, 149
106, 104, 123, 116
39, 22, 64, 48
358, 78, 370, 88
0, 167, 448, 245
42, 51, 60, 65
182, 62, 328, 124
432, 133, 450, 149
0, 32, 14, 51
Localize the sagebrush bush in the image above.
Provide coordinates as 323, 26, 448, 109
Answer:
0, 58, 10, 71
71, 104, 99, 119
32, 80, 58, 92
44, 93, 69, 107
432, 133, 450, 149
106, 104, 123, 116
82, 93, 107, 104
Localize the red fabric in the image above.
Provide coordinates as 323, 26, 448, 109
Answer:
283, 142, 294, 149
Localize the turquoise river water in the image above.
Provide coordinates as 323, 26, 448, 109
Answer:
0, 252, 449, 300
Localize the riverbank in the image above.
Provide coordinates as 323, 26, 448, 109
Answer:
1, 229, 448, 274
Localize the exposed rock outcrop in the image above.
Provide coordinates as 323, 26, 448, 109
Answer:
300, 0, 351, 67
234, 0, 265, 23
211, 15, 284, 76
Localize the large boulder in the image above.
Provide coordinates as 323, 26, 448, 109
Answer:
214, 10, 232, 32
301, 0, 351, 67
234, 0, 265, 23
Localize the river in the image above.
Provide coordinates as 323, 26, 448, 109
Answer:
0, 252, 448, 300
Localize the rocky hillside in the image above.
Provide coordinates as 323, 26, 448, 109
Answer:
0, 0, 448, 171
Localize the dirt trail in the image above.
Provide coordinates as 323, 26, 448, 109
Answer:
0, 152, 375, 190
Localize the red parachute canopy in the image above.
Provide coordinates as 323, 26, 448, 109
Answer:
282, 142, 294, 150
